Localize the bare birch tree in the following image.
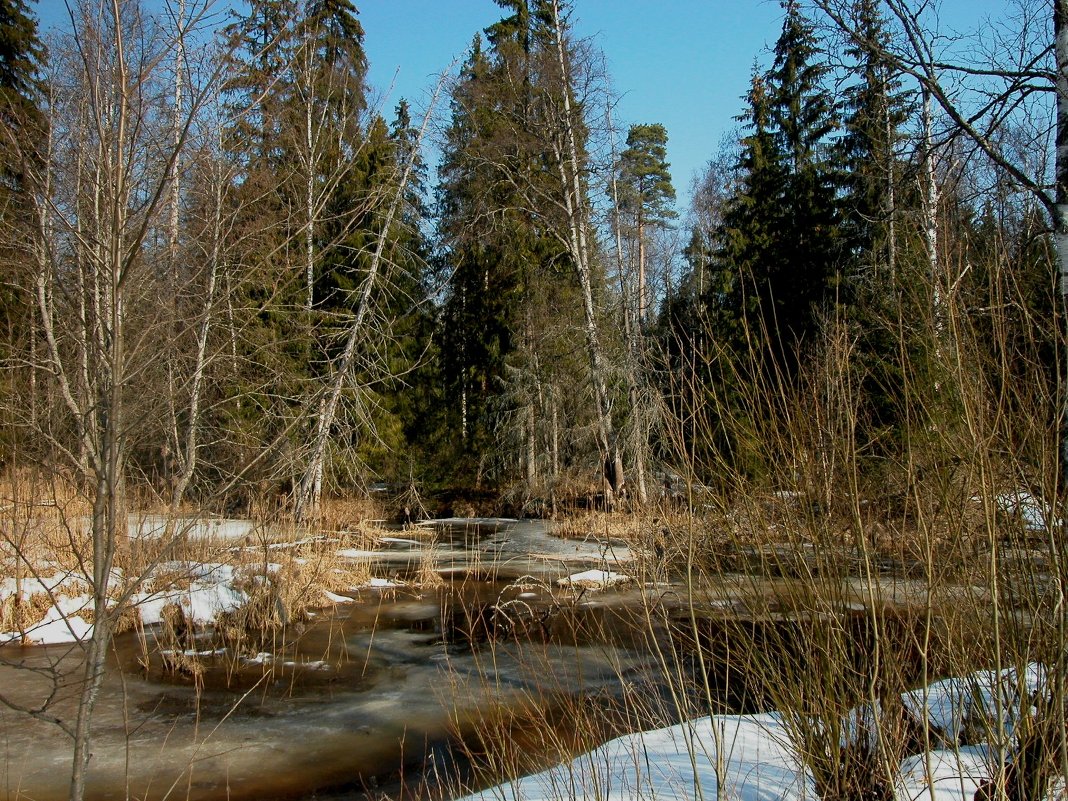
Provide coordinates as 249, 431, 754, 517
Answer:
292, 78, 446, 524
811, 0, 1064, 468
542, 0, 623, 505
13, 3, 240, 797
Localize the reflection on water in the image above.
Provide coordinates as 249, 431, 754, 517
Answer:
0, 518, 661, 801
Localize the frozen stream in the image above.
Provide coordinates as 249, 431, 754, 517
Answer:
0, 517, 955, 801
0, 518, 656, 801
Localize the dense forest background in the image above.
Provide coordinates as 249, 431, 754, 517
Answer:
0, 0, 1058, 521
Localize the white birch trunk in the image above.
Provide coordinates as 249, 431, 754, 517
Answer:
549, 0, 616, 501
293, 77, 446, 524
70, 5, 132, 796
883, 70, 897, 283
1056, 0, 1068, 488
922, 89, 943, 341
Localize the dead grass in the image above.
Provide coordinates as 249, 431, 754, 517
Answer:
551, 511, 642, 543
0, 469, 94, 574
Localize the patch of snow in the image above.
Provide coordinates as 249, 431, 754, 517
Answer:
282, 659, 331, 671
896, 747, 991, 801
994, 491, 1059, 532
903, 664, 1045, 744
179, 581, 246, 625
130, 515, 256, 542
365, 577, 403, 589
557, 570, 631, 590
337, 548, 393, 559
132, 565, 247, 627
467, 665, 1044, 801
17, 603, 95, 645
461, 712, 812, 801
380, 537, 423, 546
0, 569, 91, 601
322, 590, 353, 604
160, 648, 226, 658
418, 517, 519, 526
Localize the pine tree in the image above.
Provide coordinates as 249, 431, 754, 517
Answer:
614, 123, 677, 325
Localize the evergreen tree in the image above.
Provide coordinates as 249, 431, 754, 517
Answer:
436, 14, 567, 484
0, 0, 44, 462
834, 0, 912, 456
0, 0, 44, 182
436, 36, 520, 476
435, 3, 606, 494
614, 123, 677, 325
217, 0, 373, 501
714, 3, 841, 373
716, 68, 785, 345
765, 0, 842, 350
836, 0, 907, 284
675, 4, 843, 475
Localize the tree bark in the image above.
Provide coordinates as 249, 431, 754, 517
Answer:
548, 0, 619, 507
1056, 0, 1068, 490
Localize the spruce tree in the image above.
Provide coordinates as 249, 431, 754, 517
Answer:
765, 0, 842, 354
716, 68, 785, 344
0, 0, 44, 179
0, 0, 43, 461
715, 3, 841, 373
836, 0, 907, 284
218, 0, 373, 501
835, 0, 911, 455
435, 3, 605, 493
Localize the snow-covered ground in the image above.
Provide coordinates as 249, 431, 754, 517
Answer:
464, 664, 1051, 801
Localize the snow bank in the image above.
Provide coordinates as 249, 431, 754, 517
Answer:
903, 663, 1047, 743
461, 712, 812, 801
132, 562, 247, 627
466, 664, 1056, 801
896, 748, 991, 801
994, 491, 1060, 532
0, 568, 122, 644
1, 599, 95, 645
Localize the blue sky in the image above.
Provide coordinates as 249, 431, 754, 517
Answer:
359, 1, 785, 205
35, 0, 1017, 207
357, 0, 1013, 207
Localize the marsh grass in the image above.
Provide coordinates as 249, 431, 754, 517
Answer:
438, 258, 1068, 801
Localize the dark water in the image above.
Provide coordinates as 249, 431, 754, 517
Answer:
0, 519, 665, 801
